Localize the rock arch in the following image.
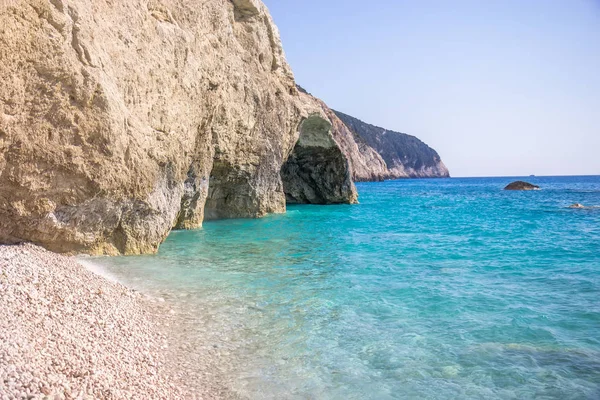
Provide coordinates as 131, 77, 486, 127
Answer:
281, 114, 358, 204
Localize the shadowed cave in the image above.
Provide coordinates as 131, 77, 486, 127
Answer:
195, 115, 357, 225
280, 114, 357, 205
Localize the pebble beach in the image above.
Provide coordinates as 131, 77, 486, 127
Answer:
0, 244, 234, 399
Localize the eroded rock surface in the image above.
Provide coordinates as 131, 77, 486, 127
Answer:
0, 0, 357, 254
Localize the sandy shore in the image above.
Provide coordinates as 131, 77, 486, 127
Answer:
0, 244, 235, 399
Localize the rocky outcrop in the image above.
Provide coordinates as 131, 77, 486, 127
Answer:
0, 0, 356, 255
504, 181, 540, 191
334, 111, 450, 179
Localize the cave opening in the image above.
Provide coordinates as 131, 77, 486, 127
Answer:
280, 114, 357, 205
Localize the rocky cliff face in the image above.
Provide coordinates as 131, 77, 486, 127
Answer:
296, 87, 448, 181
318, 100, 389, 183
0, 0, 356, 255
334, 111, 450, 179
293, 89, 389, 183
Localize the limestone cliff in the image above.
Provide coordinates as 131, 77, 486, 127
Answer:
334, 111, 450, 179
289, 89, 388, 186
0, 0, 356, 255
296, 87, 448, 181
315, 98, 389, 182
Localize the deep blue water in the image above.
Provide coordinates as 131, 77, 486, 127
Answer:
94, 176, 600, 399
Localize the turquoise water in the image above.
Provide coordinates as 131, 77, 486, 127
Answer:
94, 176, 600, 399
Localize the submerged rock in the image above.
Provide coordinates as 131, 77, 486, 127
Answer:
504, 181, 540, 191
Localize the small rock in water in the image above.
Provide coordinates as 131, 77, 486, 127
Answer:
504, 181, 540, 191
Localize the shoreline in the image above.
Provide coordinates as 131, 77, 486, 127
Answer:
0, 244, 236, 399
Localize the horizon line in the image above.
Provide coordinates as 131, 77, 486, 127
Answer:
448, 174, 600, 179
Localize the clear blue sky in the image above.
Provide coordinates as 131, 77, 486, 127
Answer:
262, 0, 600, 177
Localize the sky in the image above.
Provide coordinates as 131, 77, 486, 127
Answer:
262, 0, 600, 177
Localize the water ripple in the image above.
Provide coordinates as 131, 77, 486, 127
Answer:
94, 176, 600, 399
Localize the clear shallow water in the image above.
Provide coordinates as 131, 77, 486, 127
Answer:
93, 176, 600, 399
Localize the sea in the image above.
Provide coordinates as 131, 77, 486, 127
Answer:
92, 176, 600, 399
